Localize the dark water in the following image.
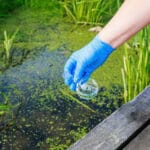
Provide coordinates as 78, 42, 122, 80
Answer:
0, 48, 67, 149
0, 48, 123, 150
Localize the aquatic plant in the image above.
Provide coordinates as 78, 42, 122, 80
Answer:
61, 0, 122, 25
3, 29, 18, 62
60, 89, 96, 113
0, 93, 12, 117
122, 27, 150, 102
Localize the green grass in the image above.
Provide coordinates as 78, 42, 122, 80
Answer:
61, 0, 122, 25
3, 29, 18, 61
0, 93, 12, 117
122, 27, 150, 102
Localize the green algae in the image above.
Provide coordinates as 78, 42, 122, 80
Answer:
0, 49, 123, 149
0, 5, 124, 86
0, 1, 125, 149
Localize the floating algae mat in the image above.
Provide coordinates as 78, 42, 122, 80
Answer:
0, 48, 97, 149
0, 48, 123, 149
0, 48, 70, 149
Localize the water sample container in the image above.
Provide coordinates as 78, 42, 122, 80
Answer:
76, 78, 99, 100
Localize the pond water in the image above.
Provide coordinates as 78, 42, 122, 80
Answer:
0, 48, 123, 149
0, 3, 124, 150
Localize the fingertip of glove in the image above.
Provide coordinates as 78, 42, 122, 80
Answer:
73, 77, 78, 83
80, 78, 88, 85
70, 83, 76, 91
65, 79, 71, 86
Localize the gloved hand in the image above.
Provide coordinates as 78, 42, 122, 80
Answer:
63, 35, 115, 91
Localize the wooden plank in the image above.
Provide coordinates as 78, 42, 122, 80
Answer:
123, 125, 150, 150
69, 86, 150, 150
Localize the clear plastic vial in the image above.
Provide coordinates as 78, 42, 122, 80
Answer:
76, 78, 99, 100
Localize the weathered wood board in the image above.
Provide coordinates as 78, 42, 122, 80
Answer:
69, 86, 150, 150
123, 125, 150, 150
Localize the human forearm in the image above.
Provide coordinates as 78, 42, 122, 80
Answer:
63, 0, 150, 90
98, 0, 150, 48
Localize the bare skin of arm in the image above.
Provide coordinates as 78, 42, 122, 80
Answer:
98, 0, 150, 48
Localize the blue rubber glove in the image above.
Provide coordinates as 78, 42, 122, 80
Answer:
63, 35, 115, 91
